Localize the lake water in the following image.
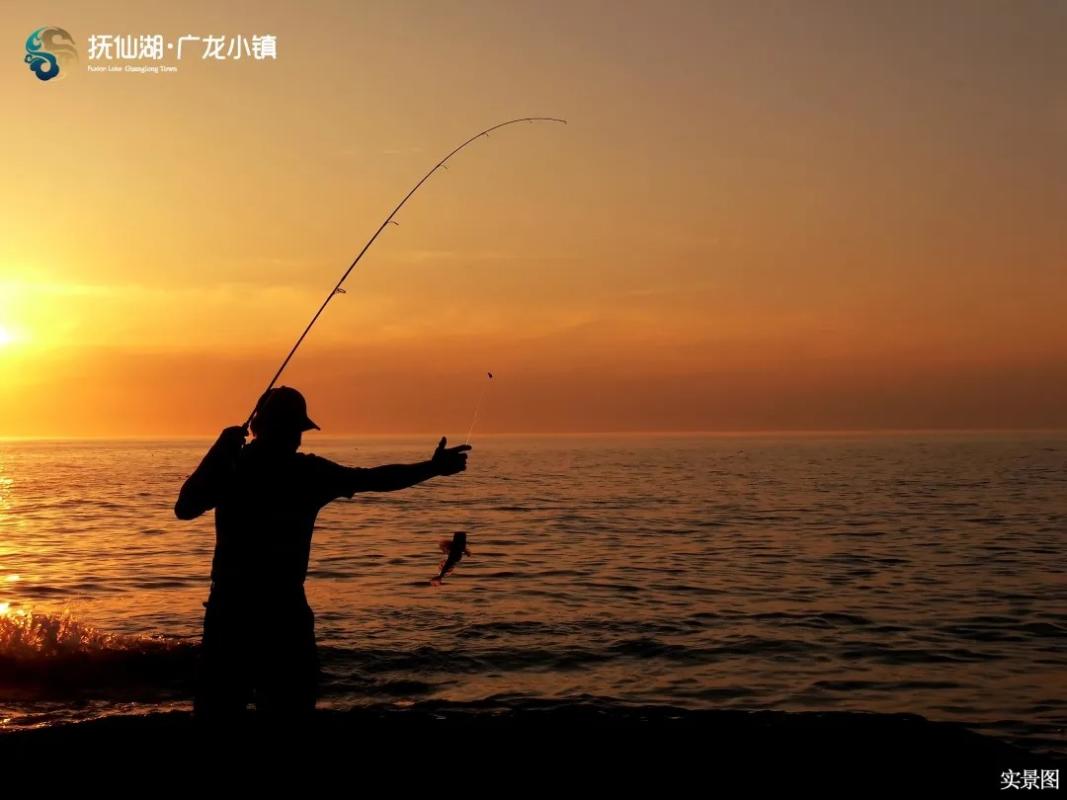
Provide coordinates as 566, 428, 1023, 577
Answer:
0, 433, 1063, 754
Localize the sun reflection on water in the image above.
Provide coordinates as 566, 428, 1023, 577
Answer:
0, 460, 11, 513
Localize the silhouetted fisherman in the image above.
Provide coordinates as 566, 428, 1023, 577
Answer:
174, 386, 471, 723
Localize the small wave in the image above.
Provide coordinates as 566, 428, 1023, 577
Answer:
321, 676, 440, 697
751, 611, 874, 628
838, 643, 1000, 665
0, 609, 195, 699
1, 610, 151, 659
809, 679, 963, 692
1018, 622, 1067, 639
129, 580, 195, 590
18, 586, 69, 598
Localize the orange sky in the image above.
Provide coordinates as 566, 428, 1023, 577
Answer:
2, 1, 1065, 436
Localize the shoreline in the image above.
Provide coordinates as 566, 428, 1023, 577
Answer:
1, 702, 1062, 791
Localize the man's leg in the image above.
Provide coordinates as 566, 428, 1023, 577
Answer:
254, 603, 319, 722
194, 600, 253, 724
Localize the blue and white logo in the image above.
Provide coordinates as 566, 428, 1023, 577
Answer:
25, 27, 78, 82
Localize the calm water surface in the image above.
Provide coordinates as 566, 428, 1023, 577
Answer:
0, 433, 1063, 754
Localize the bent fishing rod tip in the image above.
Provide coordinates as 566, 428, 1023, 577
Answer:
248, 116, 567, 410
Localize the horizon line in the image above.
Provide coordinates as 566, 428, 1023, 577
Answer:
2, 426, 1066, 442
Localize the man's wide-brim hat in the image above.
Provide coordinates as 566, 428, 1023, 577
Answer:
253, 386, 320, 432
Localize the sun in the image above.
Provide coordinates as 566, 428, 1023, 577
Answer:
0, 326, 15, 347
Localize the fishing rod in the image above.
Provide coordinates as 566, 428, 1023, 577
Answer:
245, 117, 567, 428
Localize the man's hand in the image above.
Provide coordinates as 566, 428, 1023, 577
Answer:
175, 425, 246, 520
215, 425, 248, 456
431, 436, 471, 477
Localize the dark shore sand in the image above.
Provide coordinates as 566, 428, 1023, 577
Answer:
1, 701, 1062, 793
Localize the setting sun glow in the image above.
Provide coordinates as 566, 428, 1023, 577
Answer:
1, 2, 1065, 438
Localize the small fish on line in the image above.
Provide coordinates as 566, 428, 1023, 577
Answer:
431, 531, 470, 586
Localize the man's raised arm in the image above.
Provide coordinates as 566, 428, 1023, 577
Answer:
175, 426, 247, 520
348, 437, 471, 493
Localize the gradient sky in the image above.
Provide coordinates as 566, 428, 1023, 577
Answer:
1, 0, 1065, 436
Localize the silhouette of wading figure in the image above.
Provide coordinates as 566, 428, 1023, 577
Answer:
175, 387, 471, 723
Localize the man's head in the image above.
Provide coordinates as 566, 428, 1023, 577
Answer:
250, 386, 319, 450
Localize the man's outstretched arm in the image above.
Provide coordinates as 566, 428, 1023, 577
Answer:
175, 426, 247, 520
348, 437, 471, 493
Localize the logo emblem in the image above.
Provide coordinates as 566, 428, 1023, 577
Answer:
25, 27, 78, 82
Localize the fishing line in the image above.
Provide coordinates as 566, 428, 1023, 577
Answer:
246, 117, 567, 428
464, 371, 494, 445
